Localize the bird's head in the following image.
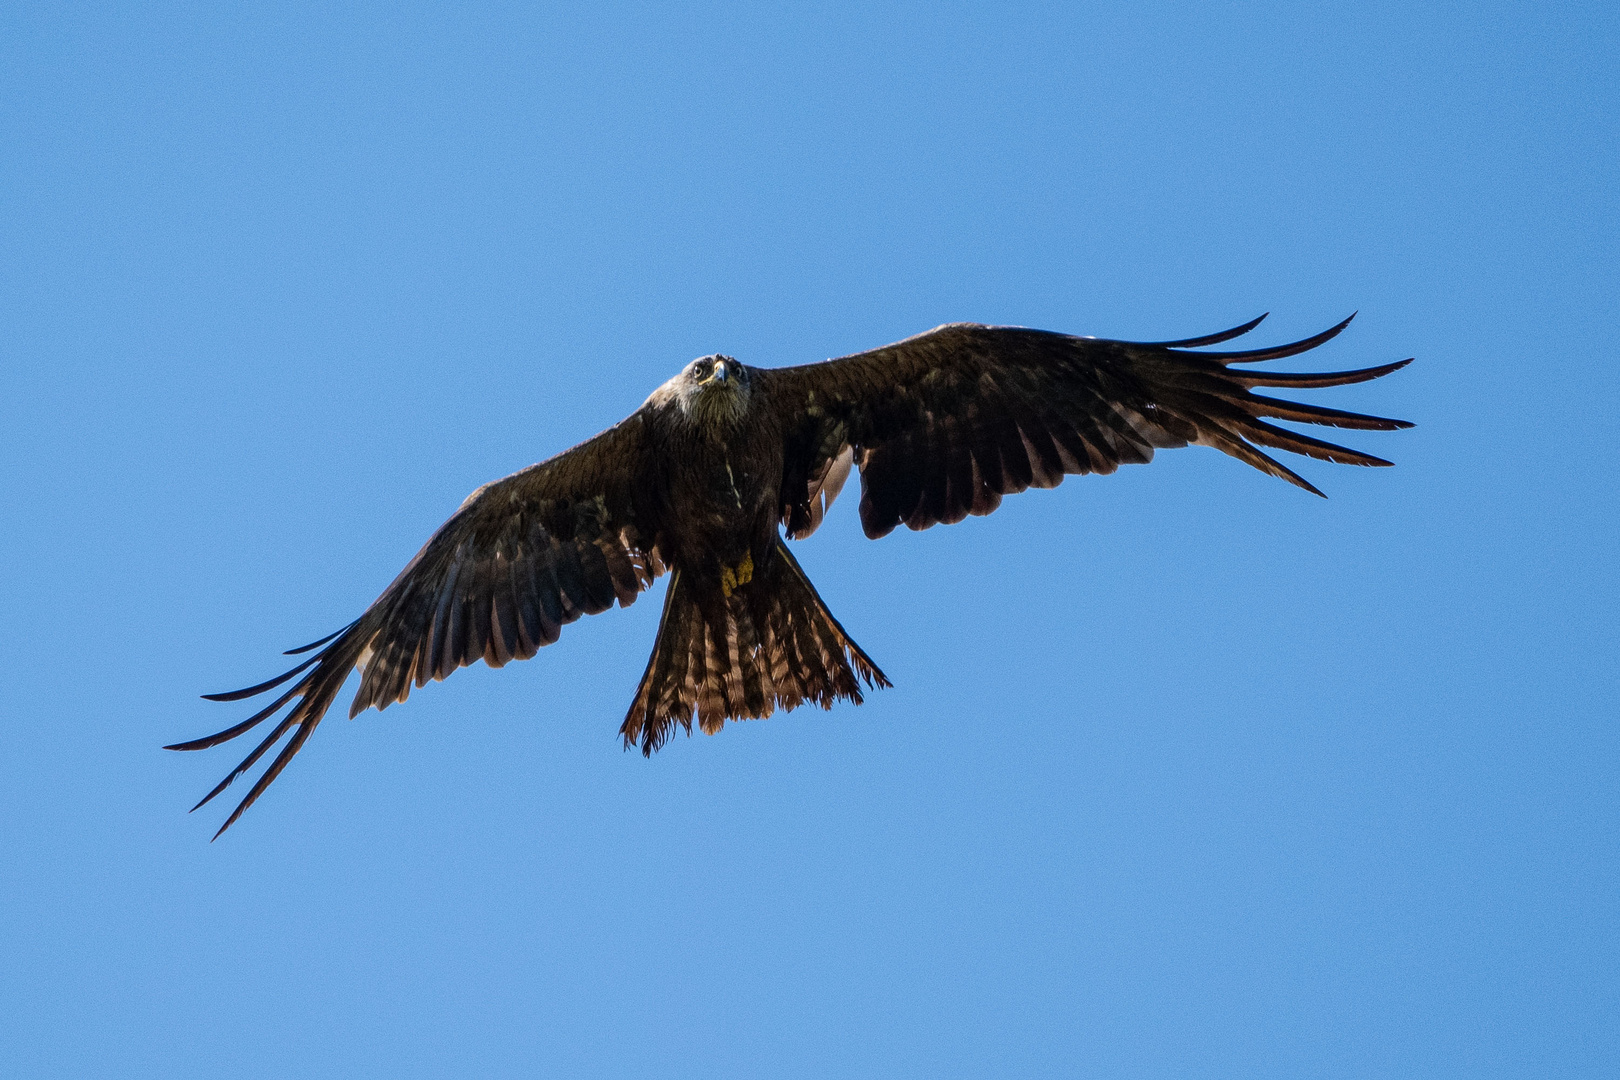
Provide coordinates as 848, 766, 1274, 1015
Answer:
669, 354, 752, 430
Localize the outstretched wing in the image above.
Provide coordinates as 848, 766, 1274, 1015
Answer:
759, 314, 1412, 539
168, 415, 664, 838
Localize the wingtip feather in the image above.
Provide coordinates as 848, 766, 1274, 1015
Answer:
1188, 312, 1357, 363
282, 620, 358, 655
208, 721, 317, 840
200, 652, 321, 702
1147, 312, 1270, 348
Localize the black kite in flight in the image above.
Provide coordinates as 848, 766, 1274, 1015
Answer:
171, 314, 1411, 837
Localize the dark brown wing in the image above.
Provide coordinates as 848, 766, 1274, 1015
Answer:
758, 314, 1412, 540
168, 414, 663, 838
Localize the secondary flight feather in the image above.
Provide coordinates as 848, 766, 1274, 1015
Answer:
171, 313, 1412, 837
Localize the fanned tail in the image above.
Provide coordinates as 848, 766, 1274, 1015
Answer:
621, 540, 889, 755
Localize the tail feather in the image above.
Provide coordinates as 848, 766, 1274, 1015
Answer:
734, 601, 772, 719
697, 620, 727, 731
622, 540, 889, 754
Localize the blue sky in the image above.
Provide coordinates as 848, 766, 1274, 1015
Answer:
2, 2, 1615, 1076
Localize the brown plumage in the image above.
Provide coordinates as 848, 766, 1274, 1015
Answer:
170, 313, 1412, 837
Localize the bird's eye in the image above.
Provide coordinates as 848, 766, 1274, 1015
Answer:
692, 360, 709, 378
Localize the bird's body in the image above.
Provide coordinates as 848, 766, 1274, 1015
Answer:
172, 315, 1412, 837
641, 358, 784, 587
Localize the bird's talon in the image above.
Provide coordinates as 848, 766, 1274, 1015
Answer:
719, 554, 753, 597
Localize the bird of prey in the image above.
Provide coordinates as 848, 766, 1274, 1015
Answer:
170, 313, 1411, 837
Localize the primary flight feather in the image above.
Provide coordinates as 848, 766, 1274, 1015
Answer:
171, 313, 1412, 837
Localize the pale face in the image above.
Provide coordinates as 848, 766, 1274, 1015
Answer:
655, 354, 750, 429
684, 355, 744, 389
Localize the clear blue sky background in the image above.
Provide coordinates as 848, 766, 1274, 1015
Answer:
2, 2, 1615, 1076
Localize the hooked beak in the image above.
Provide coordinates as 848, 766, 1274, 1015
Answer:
703, 361, 729, 386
